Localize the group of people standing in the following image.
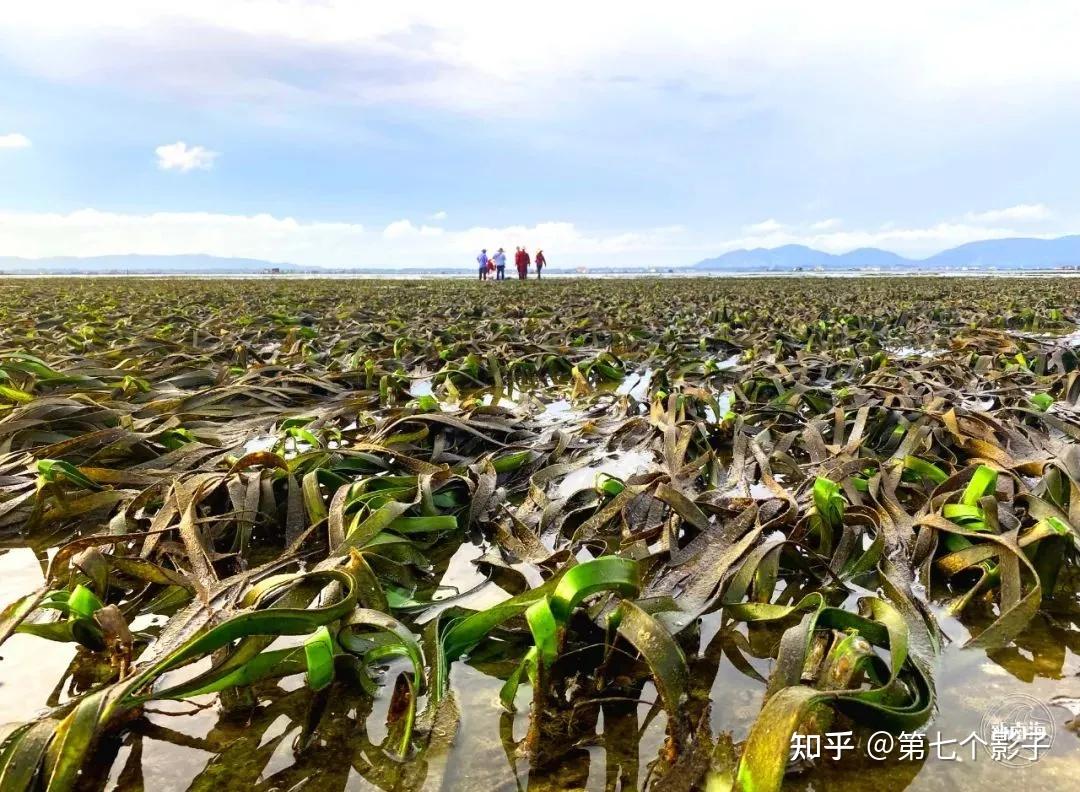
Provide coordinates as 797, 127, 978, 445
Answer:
477, 247, 546, 280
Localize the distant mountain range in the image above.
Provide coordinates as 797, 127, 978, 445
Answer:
0, 254, 302, 274
694, 235, 1080, 271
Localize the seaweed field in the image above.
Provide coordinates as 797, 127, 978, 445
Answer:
1, 276, 1079, 791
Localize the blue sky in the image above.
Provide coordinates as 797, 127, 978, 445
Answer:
2, 2, 1080, 268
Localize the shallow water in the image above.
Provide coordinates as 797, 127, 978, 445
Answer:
555, 448, 656, 499
0, 548, 76, 723
617, 370, 654, 401
886, 346, 942, 360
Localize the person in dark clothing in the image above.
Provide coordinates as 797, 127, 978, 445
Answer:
535, 249, 546, 279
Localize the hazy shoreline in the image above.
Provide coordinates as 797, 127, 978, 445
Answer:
2, 269, 1079, 280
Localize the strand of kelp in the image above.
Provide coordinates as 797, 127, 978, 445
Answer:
0, 279, 1078, 789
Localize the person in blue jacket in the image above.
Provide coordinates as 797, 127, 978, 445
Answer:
493, 248, 507, 280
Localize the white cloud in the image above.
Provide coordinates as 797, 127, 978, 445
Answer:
382, 219, 415, 239
744, 219, 784, 234
5, 2, 1080, 125
0, 133, 31, 149
810, 218, 842, 231
155, 141, 218, 172
431, 210, 447, 221
382, 219, 444, 239
964, 203, 1053, 224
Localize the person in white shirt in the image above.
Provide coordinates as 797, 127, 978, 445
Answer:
493, 248, 507, 280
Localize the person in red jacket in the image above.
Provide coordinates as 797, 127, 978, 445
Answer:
519, 247, 531, 279
515, 247, 528, 279
535, 249, 546, 279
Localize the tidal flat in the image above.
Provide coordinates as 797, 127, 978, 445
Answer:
0, 276, 1078, 791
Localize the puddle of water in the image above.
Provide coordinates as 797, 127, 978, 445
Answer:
555, 448, 654, 499
286, 439, 313, 457
418, 543, 511, 623
1051, 329, 1080, 346
886, 622, 1080, 790
480, 394, 518, 409
242, 435, 277, 454
538, 398, 571, 418
112, 726, 217, 790
439, 663, 523, 790
721, 481, 777, 500
533, 398, 588, 428
0, 548, 76, 723
704, 391, 734, 422
435, 543, 500, 601
616, 369, 653, 400
887, 345, 941, 359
